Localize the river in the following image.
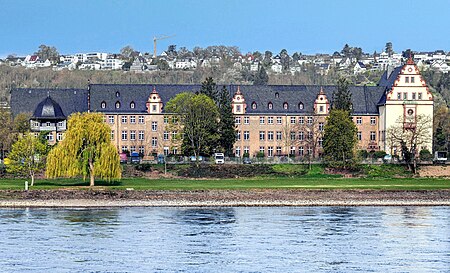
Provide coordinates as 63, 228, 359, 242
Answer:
0, 207, 449, 272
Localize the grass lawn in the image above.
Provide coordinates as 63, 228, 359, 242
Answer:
0, 177, 449, 190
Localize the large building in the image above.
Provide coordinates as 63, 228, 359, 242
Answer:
10, 59, 433, 159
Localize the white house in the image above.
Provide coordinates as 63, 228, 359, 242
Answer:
250, 61, 260, 72
271, 63, 282, 73
101, 58, 124, 70
430, 60, 449, 73
353, 61, 367, 75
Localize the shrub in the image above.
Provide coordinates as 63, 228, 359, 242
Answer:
256, 152, 265, 158
373, 151, 386, 159
419, 149, 433, 161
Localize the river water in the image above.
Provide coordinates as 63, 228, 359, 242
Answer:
0, 207, 448, 272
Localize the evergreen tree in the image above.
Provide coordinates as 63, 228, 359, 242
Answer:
254, 66, 268, 85
332, 77, 352, 112
323, 109, 357, 168
200, 77, 218, 101
217, 86, 236, 156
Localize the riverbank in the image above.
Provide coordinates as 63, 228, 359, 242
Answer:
1, 189, 449, 207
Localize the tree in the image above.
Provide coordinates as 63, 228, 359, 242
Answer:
279, 49, 290, 70
35, 44, 59, 61
332, 77, 352, 111
7, 134, 47, 186
217, 86, 236, 156
323, 110, 357, 168
385, 42, 393, 57
14, 112, 32, 134
166, 93, 219, 166
0, 109, 14, 160
341, 44, 351, 57
200, 77, 218, 101
46, 112, 121, 186
263, 50, 273, 66
433, 105, 450, 151
254, 66, 268, 85
387, 114, 433, 173
120, 45, 135, 59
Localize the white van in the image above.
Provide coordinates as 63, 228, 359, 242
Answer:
214, 153, 225, 164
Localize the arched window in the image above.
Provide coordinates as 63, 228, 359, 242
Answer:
268, 102, 273, 110
101, 101, 106, 109
115, 101, 121, 109
283, 102, 289, 110
275, 92, 279, 98
298, 102, 304, 110
251, 102, 257, 109
130, 101, 135, 109
115, 92, 120, 98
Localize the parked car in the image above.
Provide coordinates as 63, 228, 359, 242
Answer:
119, 153, 128, 164
130, 152, 140, 164
243, 157, 252, 164
214, 153, 225, 164
190, 155, 203, 162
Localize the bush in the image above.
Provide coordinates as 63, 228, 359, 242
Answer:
358, 150, 369, 159
373, 151, 386, 159
256, 152, 265, 158
419, 149, 433, 161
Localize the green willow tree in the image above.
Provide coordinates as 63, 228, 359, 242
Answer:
7, 134, 47, 186
166, 92, 219, 166
323, 109, 357, 168
217, 86, 236, 156
46, 112, 121, 186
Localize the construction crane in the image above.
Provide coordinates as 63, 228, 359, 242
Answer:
153, 35, 175, 58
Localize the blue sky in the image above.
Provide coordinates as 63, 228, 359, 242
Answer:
1, 0, 448, 57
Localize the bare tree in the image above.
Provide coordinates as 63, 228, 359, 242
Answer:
387, 114, 433, 173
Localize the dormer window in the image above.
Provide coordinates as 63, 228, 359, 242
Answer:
115, 101, 121, 109
252, 102, 257, 109
130, 101, 135, 109
101, 101, 106, 109
283, 102, 289, 110
298, 102, 304, 110
275, 92, 279, 98
115, 92, 120, 98
268, 102, 273, 110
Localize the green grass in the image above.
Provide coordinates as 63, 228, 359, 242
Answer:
0, 177, 449, 191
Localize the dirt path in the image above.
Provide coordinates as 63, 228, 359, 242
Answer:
418, 166, 450, 177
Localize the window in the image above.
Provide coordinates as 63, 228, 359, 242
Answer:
290, 131, 296, 141
236, 131, 241, 141
235, 117, 241, 124
130, 146, 136, 152
121, 146, 128, 152
235, 147, 241, 157
121, 116, 127, 124
138, 131, 144, 140
319, 106, 324, 112
260, 117, 265, 124
370, 117, 376, 125
283, 102, 288, 110
115, 101, 121, 109
110, 130, 114, 140
164, 116, 169, 124
268, 147, 274, 157
318, 138, 323, 147
370, 131, 376, 141
151, 137, 158, 148
405, 76, 409, 83
164, 147, 170, 156
268, 102, 273, 109
172, 147, 178, 155
290, 117, 296, 124
152, 105, 157, 112
172, 131, 177, 140
244, 131, 250, 140
268, 117, 274, 124
299, 117, 304, 124
46, 122, 51, 127
244, 116, 249, 125
307, 117, 312, 125
290, 146, 296, 155
403, 93, 407, 100
259, 131, 265, 141
121, 130, 127, 140
356, 117, 362, 125
298, 102, 304, 110
115, 92, 120, 98
139, 146, 145, 155
129, 116, 136, 124
259, 146, 265, 155
130, 130, 136, 140
418, 93, 422, 100
268, 131, 274, 141
277, 117, 282, 124
58, 121, 64, 127
412, 93, 416, 100
319, 122, 324, 132
307, 146, 313, 155
243, 146, 250, 155
299, 146, 304, 156
276, 131, 282, 141
357, 131, 362, 141
151, 121, 157, 131
411, 77, 415, 83
252, 102, 257, 109
276, 146, 282, 155
275, 92, 279, 98
57, 133, 63, 141
307, 131, 313, 140
236, 105, 241, 112
138, 116, 145, 124
130, 101, 135, 109
397, 93, 401, 100
163, 131, 169, 141
101, 101, 106, 109
298, 131, 304, 141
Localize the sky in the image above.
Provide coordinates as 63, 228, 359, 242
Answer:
1, 0, 449, 58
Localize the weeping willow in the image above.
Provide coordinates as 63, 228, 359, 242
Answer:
46, 112, 121, 186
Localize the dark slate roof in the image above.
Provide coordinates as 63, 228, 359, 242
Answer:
378, 66, 402, 88
10, 88, 88, 117
32, 96, 66, 120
